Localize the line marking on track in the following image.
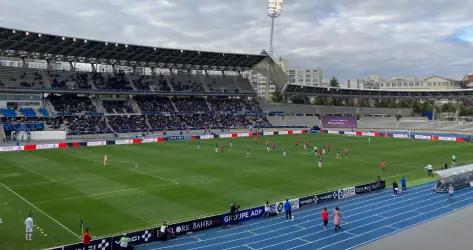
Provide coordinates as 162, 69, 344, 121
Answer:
155, 184, 434, 250
0, 182, 80, 239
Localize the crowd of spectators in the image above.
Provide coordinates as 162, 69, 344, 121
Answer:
135, 96, 175, 113
46, 116, 111, 135
50, 71, 91, 89
42, 95, 270, 135
48, 95, 96, 114
107, 115, 148, 133
170, 77, 204, 92
173, 97, 208, 112
103, 101, 133, 114
94, 71, 133, 90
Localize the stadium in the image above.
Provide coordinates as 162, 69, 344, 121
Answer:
1, 1, 473, 250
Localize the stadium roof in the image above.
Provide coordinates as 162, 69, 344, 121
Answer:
284, 84, 473, 100
0, 27, 266, 71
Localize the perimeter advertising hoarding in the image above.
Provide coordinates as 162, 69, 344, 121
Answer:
166, 215, 222, 235
322, 116, 357, 129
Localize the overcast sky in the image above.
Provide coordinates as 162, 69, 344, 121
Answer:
1, 0, 473, 83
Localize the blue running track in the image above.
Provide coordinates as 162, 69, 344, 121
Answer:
138, 183, 473, 250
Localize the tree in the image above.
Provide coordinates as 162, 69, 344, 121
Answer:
270, 87, 283, 103
329, 77, 340, 88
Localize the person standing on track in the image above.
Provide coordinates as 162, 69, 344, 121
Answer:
400, 176, 407, 193
448, 184, 454, 201
392, 181, 399, 196
284, 199, 292, 221
24, 214, 33, 241
321, 207, 329, 230
376, 176, 382, 192
333, 207, 342, 232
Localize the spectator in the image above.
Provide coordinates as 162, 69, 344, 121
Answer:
392, 181, 399, 196
321, 207, 329, 230
333, 207, 342, 232
82, 228, 91, 249
400, 176, 407, 192
284, 199, 292, 221
118, 233, 130, 249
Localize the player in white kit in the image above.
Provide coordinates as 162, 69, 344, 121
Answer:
24, 214, 33, 240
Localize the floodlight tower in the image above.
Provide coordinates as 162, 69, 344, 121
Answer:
267, 0, 284, 56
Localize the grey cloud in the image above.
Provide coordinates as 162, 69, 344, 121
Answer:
0, 0, 472, 83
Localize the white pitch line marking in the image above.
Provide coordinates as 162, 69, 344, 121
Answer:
0, 182, 79, 239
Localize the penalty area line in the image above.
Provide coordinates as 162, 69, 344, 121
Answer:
0, 181, 80, 239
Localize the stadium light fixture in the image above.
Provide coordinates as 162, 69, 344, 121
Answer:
12, 30, 16, 34
84, 40, 87, 43
267, 0, 284, 56
62, 37, 65, 40
38, 34, 42, 37
25, 32, 30, 36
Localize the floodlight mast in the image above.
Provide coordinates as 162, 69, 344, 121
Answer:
267, 0, 283, 56
265, 0, 283, 100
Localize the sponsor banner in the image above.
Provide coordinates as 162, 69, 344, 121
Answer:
263, 131, 275, 136
106, 140, 116, 145
222, 206, 265, 225
278, 130, 289, 135
301, 130, 308, 133
338, 186, 356, 200
219, 133, 232, 138
317, 190, 340, 203
356, 180, 386, 194
237, 132, 250, 137
115, 139, 132, 145
322, 116, 357, 128
275, 198, 300, 214
343, 131, 356, 136
288, 130, 293, 135
36, 144, 59, 150
87, 141, 106, 147
58, 143, 68, 149
132, 138, 142, 144
142, 138, 157, 143
63, 237, 113, 250
167, 215, 221, 236
431, 136, 439, 141
166, 135, 185, 141
112, 229, 154, 248
327, 130, 340, 134
200, 134, 214, 140
23, 144, 37, 151
456, 137, 465, 142
374, 132, 382, 137
414, 135, 431, 140
393, 133, 409, 139
157, 137, 166, 142
355, 131, 363, 136
292, 130, 302, 134
191, 135, 199, 141
361, 132, 375, 136
299, 195, 319, 208
438, 136, 456, 141
231, 133, 238, 138
0, 146, 23, 152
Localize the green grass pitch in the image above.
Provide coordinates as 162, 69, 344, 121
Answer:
0, 133, 472, 249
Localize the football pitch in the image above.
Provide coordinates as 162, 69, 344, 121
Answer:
0, 133, 472, 250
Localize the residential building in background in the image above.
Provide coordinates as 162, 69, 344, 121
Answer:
463, 73, 473, 88
287, 68, 322, 86
359, 75, 462, 90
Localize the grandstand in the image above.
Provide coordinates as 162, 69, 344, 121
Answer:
0, 27, 291, 142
